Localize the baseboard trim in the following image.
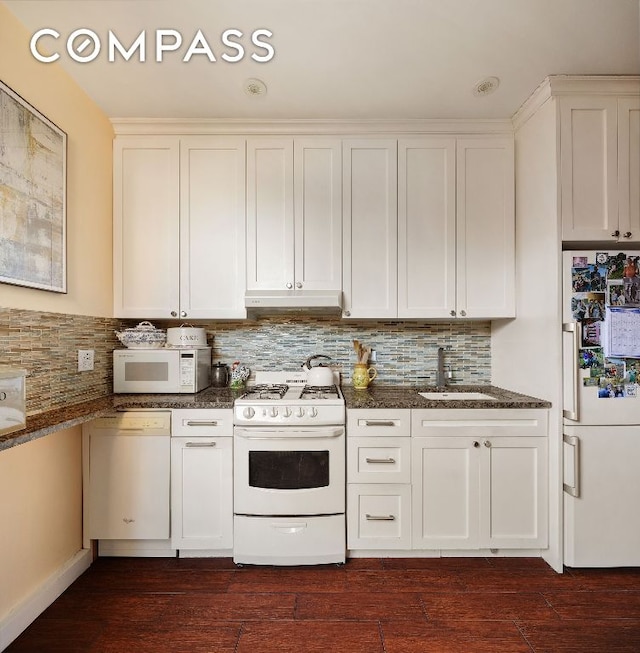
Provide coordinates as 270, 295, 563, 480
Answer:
0, 548, 92, 652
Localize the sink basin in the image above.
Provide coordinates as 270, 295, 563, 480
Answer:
418, 391, 497, 401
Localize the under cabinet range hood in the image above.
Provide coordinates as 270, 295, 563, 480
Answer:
244, 289, 343, 315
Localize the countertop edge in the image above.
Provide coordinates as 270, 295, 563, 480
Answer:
1, 385, 551, 453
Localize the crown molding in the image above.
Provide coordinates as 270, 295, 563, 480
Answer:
110, 117, 514, 136
512, 74, 640, 131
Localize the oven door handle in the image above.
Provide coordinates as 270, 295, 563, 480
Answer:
234, 427, 344, 440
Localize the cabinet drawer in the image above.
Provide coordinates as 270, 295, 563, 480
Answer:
347, 484, 411, 549
347, 437, 411, 483
347, 409, 411, 436
171, 409, 233, 436
411, 409, 548, 437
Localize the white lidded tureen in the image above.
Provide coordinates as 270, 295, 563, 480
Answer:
115, 321, 167, 349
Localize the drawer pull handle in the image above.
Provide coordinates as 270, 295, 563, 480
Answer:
185, 420, 219, 426
365, 514, 396, 521
365, 457, 396, 464
364, 420, 396, 427
185, 441, 217, 448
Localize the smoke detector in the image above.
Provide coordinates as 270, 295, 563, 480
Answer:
244, 78, 267, 97
473, 76, 500, 97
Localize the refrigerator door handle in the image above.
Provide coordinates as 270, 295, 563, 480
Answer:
563, 434, 580, 498
562, 322, 580, 421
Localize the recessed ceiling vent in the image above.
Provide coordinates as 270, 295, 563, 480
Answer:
244, 78, 267, 97
473, 76, 500, 97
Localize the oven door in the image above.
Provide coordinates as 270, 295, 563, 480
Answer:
233, 426, 345, 516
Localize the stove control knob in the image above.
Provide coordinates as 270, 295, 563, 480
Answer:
296, 407, 305, 418
309, 407, 318, 418
269, 407, 278, 418
242, 407, 255, 419
283, 407, 292, 418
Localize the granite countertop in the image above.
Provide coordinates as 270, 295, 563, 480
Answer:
1, 384, 550, 453
342, 384, 551, 410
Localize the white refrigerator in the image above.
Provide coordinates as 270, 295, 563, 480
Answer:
562, 250, 640, 567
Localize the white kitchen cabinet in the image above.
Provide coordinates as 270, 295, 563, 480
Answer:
114, 135, 246, 318
398, 138, 456, 318
560, 96, 640, 243
411, 409, 548, 550
246, 138, 342, 292
171, 410, 233, 552
455, 137, 515, 318
342, 139, 398, 318
618, 98, 640, 243
344, 136, 514, 320
346, 409, 411, 550
114, 136, 180, 318
179, 137, 247, 318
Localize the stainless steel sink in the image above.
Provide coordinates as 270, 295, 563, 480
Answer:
418, 391, 497, 401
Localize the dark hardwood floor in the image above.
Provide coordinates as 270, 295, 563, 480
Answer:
6, 556, 640, 652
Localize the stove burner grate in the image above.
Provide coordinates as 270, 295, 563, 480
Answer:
240, 384, 289, 400
300, 385, 340, 400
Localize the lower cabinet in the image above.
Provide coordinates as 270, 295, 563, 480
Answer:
411, 409, 548, 551
411, 435, 548, 550
346, 407, 549, 554
170, 410, 233, 552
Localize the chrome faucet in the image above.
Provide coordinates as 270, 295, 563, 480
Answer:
436, 346, 447, 388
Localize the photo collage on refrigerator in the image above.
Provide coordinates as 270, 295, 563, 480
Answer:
571, 252, 640, 399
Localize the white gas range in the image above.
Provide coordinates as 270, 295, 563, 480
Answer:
233, 371, 346, 566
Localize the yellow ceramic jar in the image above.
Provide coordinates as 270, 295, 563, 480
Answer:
352, 363, 377, 390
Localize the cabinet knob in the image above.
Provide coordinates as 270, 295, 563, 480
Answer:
460, 310, 467, 317
473, 441, 480, 448
450, 310, 456, 317
286, 282, 293, 289
344, 310, 351, 317
611, 230, 620, 238
171, 311, 178, 317
181, 311, 187, 318
483, 440, 492, 448
624, 232, 633, 239
296, 282, 303, 289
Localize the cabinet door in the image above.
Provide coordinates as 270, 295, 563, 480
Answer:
618, 98, 640, 243
411, 437, 479, 549
246, 139, 294, 290
479, 436, 548, 549
88, 434, 170, 540
347, 484, 411, 550
114, 136, 180, 318
171, 437, 233, 550
294, 139, 342, 291
180, 137, 246, 319
560, 97, 619, 241
342, 139, 398, 318
398, 138, 456, 318
456, 138, 515, 318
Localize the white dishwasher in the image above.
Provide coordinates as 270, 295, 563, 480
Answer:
84, 410, 173, 557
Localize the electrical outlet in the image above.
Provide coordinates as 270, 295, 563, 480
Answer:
370, 349, 377, 362
78, 349, 94, 372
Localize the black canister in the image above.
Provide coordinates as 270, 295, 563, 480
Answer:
211, 362, 230, 387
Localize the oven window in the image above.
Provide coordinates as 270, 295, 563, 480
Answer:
249, 450, 329, 490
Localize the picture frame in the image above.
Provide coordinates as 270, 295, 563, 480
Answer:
0, 79, 67, 293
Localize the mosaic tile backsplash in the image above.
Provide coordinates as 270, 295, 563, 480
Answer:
153, 315, 492, 386
0, 308, 120, 415
1, 308, 491, 416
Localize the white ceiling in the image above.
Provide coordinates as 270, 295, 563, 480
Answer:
4, 0, 640, 121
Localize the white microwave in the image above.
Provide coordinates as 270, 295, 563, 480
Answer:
113, 348, 211, 394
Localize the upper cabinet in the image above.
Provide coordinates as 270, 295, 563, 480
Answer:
560, 95, 640, 243
114, 136, 246, 319
343, 136, 514, 319
246, 138, 342, 292
342, 139, 398, 318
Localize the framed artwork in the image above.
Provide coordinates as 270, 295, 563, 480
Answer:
0, 79, 67, 293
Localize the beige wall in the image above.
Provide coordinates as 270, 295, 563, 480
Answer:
0, 428, 83, 621
0, 3, 113, 317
